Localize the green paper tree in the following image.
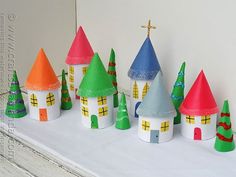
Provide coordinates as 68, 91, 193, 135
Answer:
107, 48, 119, 108
214, 100, 235, 152
171, 62, 185, 124
116, 93, 130, 130
5, 70, 27, 118
61, 69, 72, 110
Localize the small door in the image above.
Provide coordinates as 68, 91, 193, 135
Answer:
75, 88, 80, 99
135, 102, 141, 118
194, 127, 202, 140
150, 130, 159, 143
39, 108, 48, 121
91, 115, 98, 129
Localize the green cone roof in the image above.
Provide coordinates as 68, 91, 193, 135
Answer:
78, 53, 115, 97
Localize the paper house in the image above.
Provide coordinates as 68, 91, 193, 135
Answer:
137, 72, 176, 143
179, 70, 219, 140
77, 53, 116, 129
66, 26, 94, 99
128, 37, 161, 118
25, 48, 60, 121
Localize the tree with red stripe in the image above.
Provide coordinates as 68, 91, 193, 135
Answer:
214, 100, 235, 152
107, 48, 118, 107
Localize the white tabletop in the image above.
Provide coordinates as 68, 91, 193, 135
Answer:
1, 100, 236, 177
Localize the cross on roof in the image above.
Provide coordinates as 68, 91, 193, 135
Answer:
141, 20, 156, 37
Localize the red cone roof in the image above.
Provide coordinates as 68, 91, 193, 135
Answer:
179, 70, 219, 115
66, 26, 94, 65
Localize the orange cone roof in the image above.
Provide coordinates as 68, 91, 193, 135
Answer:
25, 48, 60, 90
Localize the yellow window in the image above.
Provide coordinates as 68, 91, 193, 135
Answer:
80, 97, 88, 105
186, 115, 195, 124
70, 84, 74, 91
97, 96, 107, 105
46, 93, 55, 106
69, 66, 74, 74
30, 94, 38, 107
142, 120, 150, 131
201, 115, 211, 124
161, 121, 170, 132
81, 106, 89, 117
69, 75, 74, 82
133, 81, 139, 99
82, 66, 88, 75
142, 83, 150, 99
98, 106, 108, 117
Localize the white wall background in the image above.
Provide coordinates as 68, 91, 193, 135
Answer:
77, 0, 236, 130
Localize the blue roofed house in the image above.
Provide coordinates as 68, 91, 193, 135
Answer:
128, 37, 161, 118
137, 72, 176, 143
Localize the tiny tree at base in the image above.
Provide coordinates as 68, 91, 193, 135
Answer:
61, 69, 72, 110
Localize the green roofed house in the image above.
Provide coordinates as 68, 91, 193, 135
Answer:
137, 72, 176, 143
77, 53, 116, 129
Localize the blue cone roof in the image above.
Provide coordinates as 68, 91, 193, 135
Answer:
137, 72, 177, 118
128, 37, 161, 80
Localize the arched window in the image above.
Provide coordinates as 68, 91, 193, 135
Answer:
46, 93, 55, 106
142, 83, 149, 99
133, 81, 139, 99
30, 94, 38, 107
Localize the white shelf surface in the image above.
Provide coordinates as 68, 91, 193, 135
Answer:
1, 100, 236, 177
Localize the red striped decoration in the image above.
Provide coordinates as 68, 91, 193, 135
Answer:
221, 113, 230, 117
109, 62, 116, 66
108, 71, 116, 75
218, 122, 231, 130
216, 133, 233, 142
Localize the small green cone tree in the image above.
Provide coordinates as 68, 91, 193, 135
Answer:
171, 62, 185, 124
116, 93, 130, 130
5, 70, 27, 118
61, 69, 72, 110
107, 48, 119, 108
214, 100, 235, 152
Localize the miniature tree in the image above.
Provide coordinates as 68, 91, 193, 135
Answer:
5, 70, 27, 118
214, 100, 235, 152
171, 62, 185, 124
116, 93, 130, 130
61, 69, 72, 110
108, 48, 119, 108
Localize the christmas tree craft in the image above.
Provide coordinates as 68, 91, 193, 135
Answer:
61, 69, 72, 110
5, 70, 27, 118
214, 100, 235, 152
171, 62, 185, 124
116, 93, 130, 130
107, 48, 118, 108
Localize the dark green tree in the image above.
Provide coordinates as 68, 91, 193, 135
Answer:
61, 69, 72, 110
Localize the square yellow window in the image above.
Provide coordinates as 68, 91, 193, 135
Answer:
46, 93, 55, 106
186, 115, 195, 124
82, 66, 88, 75
30, 94, 38, 107
97, 96, 107, 105
69, 66, 74, 74
70, 84, 74, 91
81, 106, 89, 117
161, 121, 169, 132
80, 97, 88, 105
98, 106, 108, 117
69, 75, 74, 82
142, 120, 150, 131
133, 81, 139, 99
201, 115, 211, 124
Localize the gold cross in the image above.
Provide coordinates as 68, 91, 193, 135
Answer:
141, 20, 156, 37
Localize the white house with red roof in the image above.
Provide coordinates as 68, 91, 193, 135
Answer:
179, 70, 219, 140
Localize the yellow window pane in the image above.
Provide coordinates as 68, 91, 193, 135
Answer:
70, 84, 74, 91
69, 66, 74, 74
186, 115, 195, 124
142, 83, 150, 99
133, 81, 139, 99
98, 106, 108, 117
201, 115, 211, 124
81, 106, 89, 117
97, 96, 107, 105
46, 93, 55, 106
82, 67, 88, 75
30, 94, 38, 107
69, 75, 74, 82
142, 120, 150, 131
161, 121, 170, 132
80, 97, 88, 105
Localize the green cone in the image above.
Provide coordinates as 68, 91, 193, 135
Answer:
115, 93, 130, 130
171, 62, 185, 124
61, 69, 72, 110
5, 70, 27, 118
214, 100, 235, 152
108, 49, 119, 107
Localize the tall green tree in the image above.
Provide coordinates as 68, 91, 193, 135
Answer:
107, 48, 118, 107
5, 70, 27, 118
116, 93, 130, 130
171, 62, 185, 124
61, 69, 72, 110
214, 100, 235, 152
